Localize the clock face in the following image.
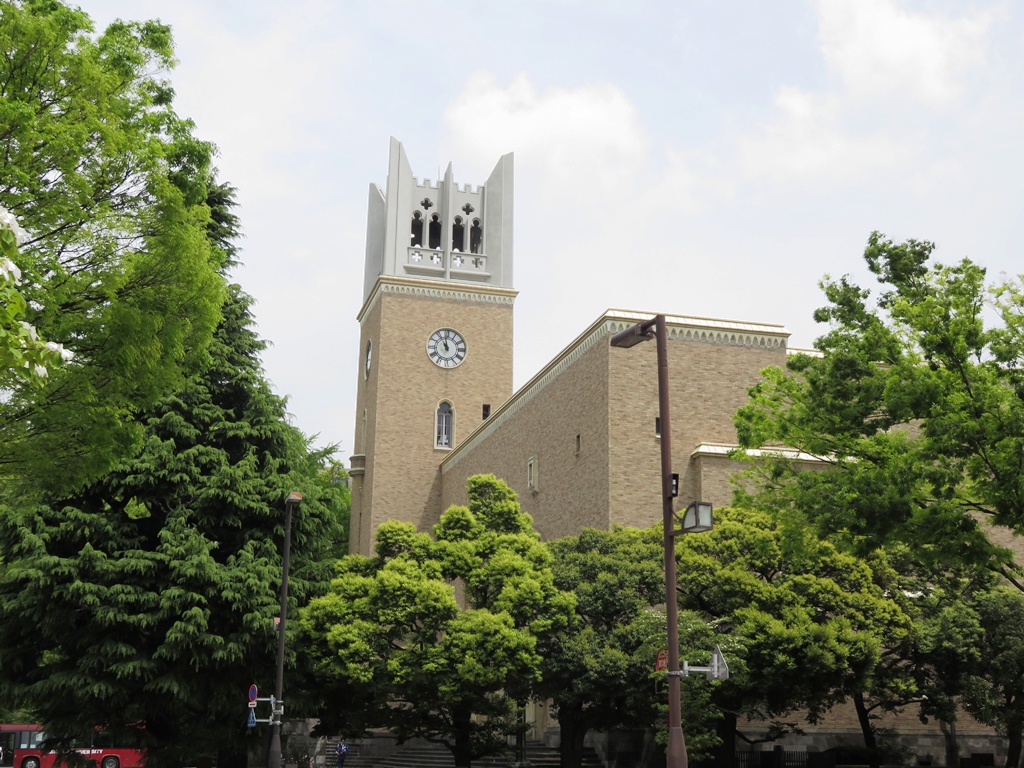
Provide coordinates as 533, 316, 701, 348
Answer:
364, 340, 372, 379
427, 328, 466, 368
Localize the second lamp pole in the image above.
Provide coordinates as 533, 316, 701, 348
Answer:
268, 491, 302, 768
610, 315, 712, 768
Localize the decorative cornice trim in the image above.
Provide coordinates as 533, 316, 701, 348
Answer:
442, 310, 791, 473
357, 275, 517, 323
604, 309, 789, 349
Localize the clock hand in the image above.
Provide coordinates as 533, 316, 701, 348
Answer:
442, 340, 450, 353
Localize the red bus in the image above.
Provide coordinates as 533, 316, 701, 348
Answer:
1, 725, 145, 768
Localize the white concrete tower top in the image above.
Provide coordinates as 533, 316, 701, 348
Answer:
361, 137, 514, 301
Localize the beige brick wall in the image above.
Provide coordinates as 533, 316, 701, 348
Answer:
351, 277, 514, 554
441, 332, 612, 541
694, 453, 751, 508
607, 334, 786, 529
441, 314, 787, 541
348, 295, 382, 555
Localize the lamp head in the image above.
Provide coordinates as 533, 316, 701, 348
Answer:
285, 491, 303, 509
678, 501, 713, 533
610, 323, 655, 348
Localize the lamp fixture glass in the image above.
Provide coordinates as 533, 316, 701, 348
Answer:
679, 501, 713, 533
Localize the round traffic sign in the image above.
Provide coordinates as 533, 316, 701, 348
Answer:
249, 683, 258, 702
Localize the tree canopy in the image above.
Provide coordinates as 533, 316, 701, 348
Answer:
299, 475, 575, 768
543, 525, 721, 768
0, 7, 353, 766
959, 587, 1024, 768
0, 0, 225, 492
735, 232, 1024, 586
675, 506, 910, 763
0, 187, 347, 768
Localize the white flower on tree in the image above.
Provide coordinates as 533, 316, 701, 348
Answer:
1, 205, 69, 385
1, 256, 21, 283
0, 205, 28, 245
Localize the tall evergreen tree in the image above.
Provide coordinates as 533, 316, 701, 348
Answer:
0, 184, 348, 768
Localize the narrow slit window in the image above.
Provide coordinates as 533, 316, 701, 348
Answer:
482, 404, 491, 420
436, 402, 453, 449
527, 456, 538, 491
575, 433, 581, 456
655, 417, 661, 437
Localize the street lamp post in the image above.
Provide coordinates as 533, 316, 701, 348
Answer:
268, 491, 302, 768
610, 315, 713, 768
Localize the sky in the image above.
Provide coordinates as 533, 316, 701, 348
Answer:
77, 0, 1024, 463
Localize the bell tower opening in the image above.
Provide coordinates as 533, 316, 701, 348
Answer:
410, 211, 423, 247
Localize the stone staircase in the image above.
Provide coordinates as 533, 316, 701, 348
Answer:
323, 738, 604, 768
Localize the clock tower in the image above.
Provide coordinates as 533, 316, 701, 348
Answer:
348, 138, 516, 555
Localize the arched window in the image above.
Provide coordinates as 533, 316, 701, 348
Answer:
436, 402, 453, 448
451, 216, 465, 252
428, 214, 442, 249
410, 211, 423, 246
469, 219, 482, 254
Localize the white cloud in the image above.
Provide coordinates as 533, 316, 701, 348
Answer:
152, 0, 349, 205
662, 1, 995, 195
442, 73, 650, 206
731, 87, 909, 185
814, 0, 992, 108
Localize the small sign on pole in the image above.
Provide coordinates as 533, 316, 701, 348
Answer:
677, 645, 730, 680
655, 650, 668, 672
708, 645, 729, 680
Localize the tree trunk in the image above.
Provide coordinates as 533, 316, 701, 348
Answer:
939, 717, 960, 768
853, 691, 880, 768
448, 703, 475, 768
715, 710, 738, 768
557, 709, 589, 768
450, 732, 473, 768
1005, 719, 1022, 768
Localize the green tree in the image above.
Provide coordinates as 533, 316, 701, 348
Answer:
675, 507, 910, 766
0, 0, 225, 491
960, 588, 1024, 768
0, 199, 347, 768
542, 526, 720, 768
861, 546, 998, 768
734, 232, 1024, 586
299, 475, 575, 768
